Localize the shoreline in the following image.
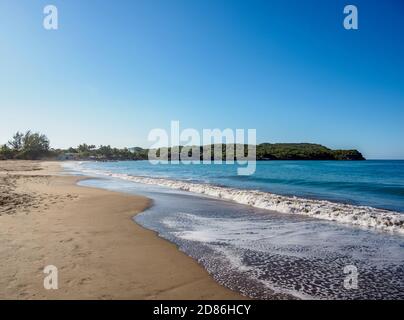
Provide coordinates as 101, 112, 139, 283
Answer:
0, 160, 245, 299
76, 162, 404, 300
65, 161, 404, 235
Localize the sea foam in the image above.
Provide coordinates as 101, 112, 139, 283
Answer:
64, 162, 404, 234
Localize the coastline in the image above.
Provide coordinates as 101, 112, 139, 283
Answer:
68, 160, 404, 300
66, 161, 404, 235
0, 160, 245, 299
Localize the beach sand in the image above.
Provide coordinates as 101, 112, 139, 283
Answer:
0, 161, 244, 299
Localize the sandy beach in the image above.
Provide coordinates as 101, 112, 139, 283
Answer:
0, 161, 244, 300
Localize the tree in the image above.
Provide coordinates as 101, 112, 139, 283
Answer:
77, 143, 95, 153
77, 144, 89, 153
15, 130, 50, 159
97, 145, 113, 158
0, 144, 14, 159
8, 131, 24, 151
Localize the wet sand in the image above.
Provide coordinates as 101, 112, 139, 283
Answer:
0, 160, 244, 299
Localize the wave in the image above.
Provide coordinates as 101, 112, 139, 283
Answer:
225, 175, 404, 197
64, 162, 404, 234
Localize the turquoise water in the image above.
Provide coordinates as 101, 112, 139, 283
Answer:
76, 160, 404, 212
67, 160, 404, 299
79, 177, 404, 299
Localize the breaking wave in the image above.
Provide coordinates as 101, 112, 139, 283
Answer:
64, 162, 404, 234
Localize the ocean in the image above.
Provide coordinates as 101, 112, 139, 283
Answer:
64, 160, 404, 299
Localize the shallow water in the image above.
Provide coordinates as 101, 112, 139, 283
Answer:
64, 161, 404, 234
79, 177, 404, 300
70, 160, 404, 212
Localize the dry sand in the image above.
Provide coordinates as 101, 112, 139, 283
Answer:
0, 161, 244, 300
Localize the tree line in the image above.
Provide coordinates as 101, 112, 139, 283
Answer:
0, 131, 365, 161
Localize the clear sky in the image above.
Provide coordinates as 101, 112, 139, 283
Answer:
0, 0, 403, 159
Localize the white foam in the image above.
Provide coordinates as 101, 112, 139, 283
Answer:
65, 162, 404, 235
163, 212, 316, 299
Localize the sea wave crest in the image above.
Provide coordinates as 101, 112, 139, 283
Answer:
64, 162, 404, 234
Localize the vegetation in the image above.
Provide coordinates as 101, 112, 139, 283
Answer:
151, 143, 365, 161
0, 131, 51, 160
60, 144, 148, 161
0, 131, 365, 161
331, 149, 365, 160
256, 143, 365, 160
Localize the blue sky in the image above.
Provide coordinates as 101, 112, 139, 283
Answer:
0, 0, 403, 159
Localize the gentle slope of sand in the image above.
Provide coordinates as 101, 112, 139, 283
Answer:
0, 161, 244, 299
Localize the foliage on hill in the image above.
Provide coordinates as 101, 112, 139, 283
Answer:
60, 144, 148, 161
145, 143, 365, 161
0, 131, 365, 161
256, 143, 365, 160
